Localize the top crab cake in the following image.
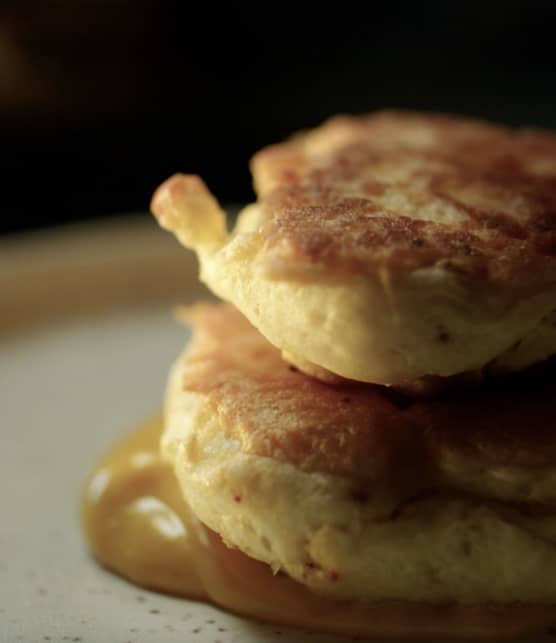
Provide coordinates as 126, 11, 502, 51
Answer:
151, 111, 556, 386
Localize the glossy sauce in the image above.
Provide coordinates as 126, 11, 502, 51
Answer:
82, 417, 552, 639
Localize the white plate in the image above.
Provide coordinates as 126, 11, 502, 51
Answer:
0, 219, 549, 643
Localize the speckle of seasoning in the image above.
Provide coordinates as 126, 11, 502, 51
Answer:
192, 627, 201, 633
72, 638, 81, 642
165, 624, 175, 631
350, 489, 369, 504
218, 627, 227, 632
341, 397, 351, 404
37, 587, 48, 596
206, 619, 215, 624
328, 570, 339, 582
287, 365, 298, 373
436, 326, 451, 343
233, 495, 241, 503
149, 609, 160, 615
129, 629, 137, 633
382, 387, 414, 410
43, 637, 51, 641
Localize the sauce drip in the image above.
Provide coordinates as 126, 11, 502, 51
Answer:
81, 417, 553, 639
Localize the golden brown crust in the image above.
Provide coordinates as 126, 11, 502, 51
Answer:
178, 302, 556, 482
251, 111, 556, 292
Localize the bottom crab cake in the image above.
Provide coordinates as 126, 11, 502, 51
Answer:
84, 301, 556, 639
162, 303, 556, 617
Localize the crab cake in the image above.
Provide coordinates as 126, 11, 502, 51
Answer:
161, 302, 556, 608
151, 111, 556, 386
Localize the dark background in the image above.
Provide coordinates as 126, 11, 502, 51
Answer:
2, 1, 555, 234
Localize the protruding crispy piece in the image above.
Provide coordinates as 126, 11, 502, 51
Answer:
151, 173, 227, 252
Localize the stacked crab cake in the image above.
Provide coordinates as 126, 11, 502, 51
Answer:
151, 111, 556, 638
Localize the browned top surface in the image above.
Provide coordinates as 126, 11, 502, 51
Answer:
250, 111, 556, 291
179, 302, 556, 482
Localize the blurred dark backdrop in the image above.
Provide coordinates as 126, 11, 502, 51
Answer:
1, 1, 555, 234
